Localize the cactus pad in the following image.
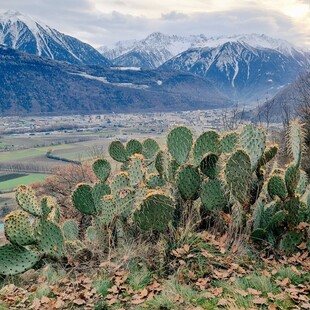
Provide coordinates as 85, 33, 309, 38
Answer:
0, 244, 41, 276
225, 150, 252, 203
36, 219, 65, 258
109, 141, 128, 162
267, 175, 287, 200
111, 172, 130, 195
16, 185, 41, 217
177, 165, 201, 200
93, 159, 111, 182
287, 120, 304, 166
259, 145, 278, 167
62, 220, 79, 240
285, 165, 300, 196
239, 124, 266, 170
200, 153, 219, 179
142, 138, 160, 160
146, 174, 165, 189
200, 179, 227, 212
221, 132, 239, 153
92, 182, 111, 209
134, 193, 174, 232
41, 196, 58, 219
126, 139, 143, 156
128, 154, 145, 186
279, 231, 302, 255
73, 184, 96, 215
193, 131, 221, 166
86, 226, 97, 242
4, 210, 35, 246
167, 126, 193, 165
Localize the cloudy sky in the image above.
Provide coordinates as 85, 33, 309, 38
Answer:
1, 0, 310, 48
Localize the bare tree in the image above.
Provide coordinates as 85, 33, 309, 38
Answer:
221, 103, 246, 131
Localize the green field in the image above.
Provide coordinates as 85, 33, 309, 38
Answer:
0, 144, 72, 162
0, 173, 47, 191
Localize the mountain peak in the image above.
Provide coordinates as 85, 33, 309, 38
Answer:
0, 11, 109, 65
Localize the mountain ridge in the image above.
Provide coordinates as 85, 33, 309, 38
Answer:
0, 10, 110, 66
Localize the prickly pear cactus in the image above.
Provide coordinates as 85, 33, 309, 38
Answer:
142, 138, 160, 161
200, 153, 219, 179
92, 182, 111, 208
267, 175, 287, 200
287, 120, 304, 166
128, 154, 145, 186
93, 159, 111, 182
176, 165, 201, 200
16, 185, 41, 217
239, 124, 266, 170
285, 165, 300, 196
167, 126, 193, 165
225, 150, 252, 203
200, 179, 227, 212
126, 139, 143, 156
111, 172, 130, 195
4, 210, 35, 246
0, 244, 41, 276
221, 132, 239, 154
62, 220, 79, 240
134, 192, 174, 232
109, 141, 128, 162
193, 131, 221, 166
72, 184, 96, 215
36, 219, 65, 258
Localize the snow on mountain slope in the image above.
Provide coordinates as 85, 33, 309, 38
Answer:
99, 32, 309, 69
161, 40, 310, 101
0, 10, 110, 65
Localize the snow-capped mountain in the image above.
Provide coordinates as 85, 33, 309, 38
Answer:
0, 10, 110, 65
99, 32, 210, 68
99, 32, 309, 69
161, 40, 310, 100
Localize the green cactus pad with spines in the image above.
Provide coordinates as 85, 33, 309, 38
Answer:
200, 153, 219, 179
193, 131, 221, 166
92, 182, 111, 209
36, 219, 65, 258
120, 161, 130, 171
111, 172, 130, 196
296, 170, 308, 196
109, 141, 128, 162
155, 150, 165, 175
65, 240, 87, 258
0, 244, 41, 276
47, 205, 60, 223
266, 210, 286, 230
62, 220, 79, 240
283, 197, 302, 226
279, 231, 302, 255
267, 175, 287, 200
176, 165, 201, 200
200, 179, 227, 212
221, 132, 239, 153
114, 188, 135, 218
146, 174, 165, 189
287, 120, 304, 167
128, 154, 145, 186
142, 138, 160, 160
41, 196, 58, 219
126, 139, 143, 156
16, 185, 41, 217
93, 159, 111, 182
258, 145, 278, 167
4, 210, 35, 246
224, 150, 252, 203
86, 226, 97, 242
72, 184, 96, 215
97, 195, 116, 225
285, 165, 300, 196
239, 124, 266, 170
167, 126, 193, 165
134, 193, 174, 232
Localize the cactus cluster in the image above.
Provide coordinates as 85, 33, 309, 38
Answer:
0, 186, 65, 275
1, 120, 309, 275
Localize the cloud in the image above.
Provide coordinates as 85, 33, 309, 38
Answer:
0, 0, 309, 48
161, 11, 188, 20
